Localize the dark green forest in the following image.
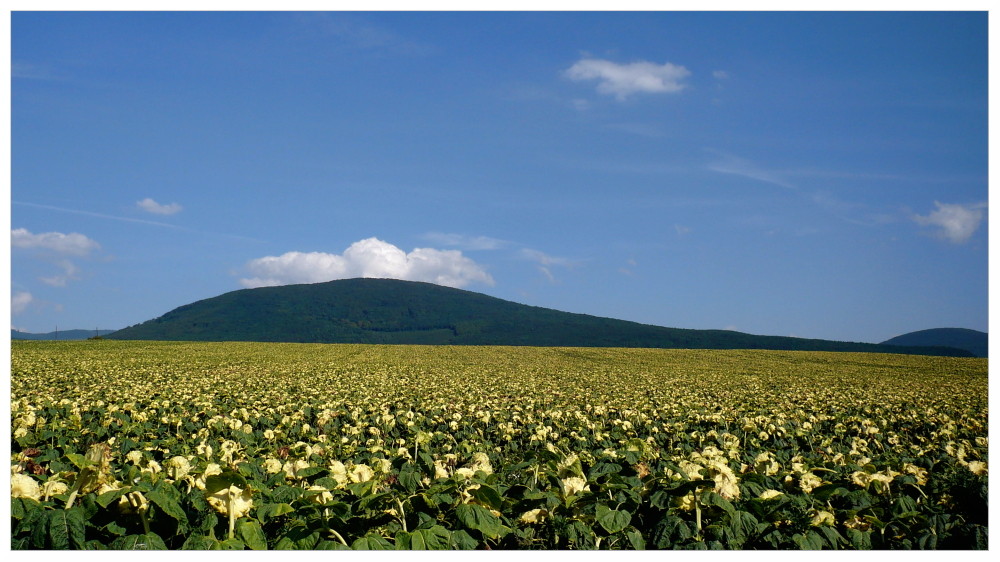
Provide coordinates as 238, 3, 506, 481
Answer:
106, 278, 972, 357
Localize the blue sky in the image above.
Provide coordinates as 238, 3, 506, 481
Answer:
8, 11, 989, 343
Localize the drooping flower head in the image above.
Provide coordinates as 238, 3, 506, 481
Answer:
11, 473, 41, 501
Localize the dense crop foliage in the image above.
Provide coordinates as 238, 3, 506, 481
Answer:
11, 341, 988, 550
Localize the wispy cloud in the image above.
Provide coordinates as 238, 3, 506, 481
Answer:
13, 201, 264, 243
11, 292, 33, 315
519, 248, 579, 284
291, 13, 435, 57
40, 260, 81, 287
606, 122, 665, 138
423, 232, 584, 284
15, 201, 186, 229
421, 232, 511, 251
519, 248, 576, 268
565, 58, 691, 101
619, 258, 638, 276
240, 237, 494, 289
137, 198, 183, 215
12, 62, 59, 80
706, 150, 796, 189
704, 151, 914, 227
913, 201, 987, 244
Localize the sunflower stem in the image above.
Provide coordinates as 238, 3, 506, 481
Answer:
396, 497, 408, 532
695, 491, 703, 536
329, 528, 348, 546
228, 491, 237, 540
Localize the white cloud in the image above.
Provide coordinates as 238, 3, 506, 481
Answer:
11, 228, 100, 256
240, 237, 494, 289
137, 198, 183, 215
12, 228, 101, 287
565, 58, 691, 100
11, 292, 33, 315
913, 201, 987, 244
713, 70, 729, 80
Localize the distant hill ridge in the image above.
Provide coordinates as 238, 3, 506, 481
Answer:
105, 278, 973, 357
12, 329, 117, 340
881, 328, 987, 358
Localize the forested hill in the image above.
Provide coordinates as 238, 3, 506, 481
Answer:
882, 328, 987, 358
107, 278, 973, 357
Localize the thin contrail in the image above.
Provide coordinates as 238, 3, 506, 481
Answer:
12, 201, 267, 243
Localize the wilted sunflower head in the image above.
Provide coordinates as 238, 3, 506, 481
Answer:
798, 472, 824, 494
349, 464, 375, 483
165, 456, 192, 480
966, 461, 987, 476
194, 463, 223, 490
758, 489, 783, 501
42, 479, 69, 500
520, 508, 548, 524
206, 484, 253, 518
468, 452, 493, 475
11, 473, 41, 501
306, 485, 333, 505
85, 443, 112, 469
673, 492, 696, 512
117, 491, 149, 515
560, 476, 589, 497
810, 510, 835, 527
706, 460, 741, 500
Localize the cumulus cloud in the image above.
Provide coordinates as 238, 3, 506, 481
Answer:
913, 201, 987, 243
240, 237, 494, 289
11, 292, 33, 315
137, 198, 183, 215
11, 228, 100, 256
565, 58, 691, 100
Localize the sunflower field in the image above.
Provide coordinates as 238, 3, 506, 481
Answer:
9, 340, 988, 549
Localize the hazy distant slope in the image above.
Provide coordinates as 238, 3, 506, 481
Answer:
881, 328, 987, 358
107, 278, 973, 356
11, 329, 116, 340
